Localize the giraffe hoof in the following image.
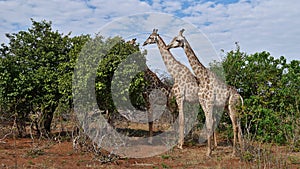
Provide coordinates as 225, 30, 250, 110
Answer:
231, 151, 237, 157
206, 152, 212, 158
214, 143, 218, 148
177, 145, 183, 149
212, 145, 217, 150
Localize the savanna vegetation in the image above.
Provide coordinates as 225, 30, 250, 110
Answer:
0, 19, 299, 168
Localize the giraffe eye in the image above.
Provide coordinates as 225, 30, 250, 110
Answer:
176, 39, 181, 42
151, 36, 157, 41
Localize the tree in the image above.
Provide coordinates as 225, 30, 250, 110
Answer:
73, 34, 148, 122
0, 19, 89, 136
95, 36, 147, 112
222, 45, 299, 144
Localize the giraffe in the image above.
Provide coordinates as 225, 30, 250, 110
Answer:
167, 29, 243, 156
125, 39, 176, 144
143, 66, 176, 143
143, 29, 200, 149
126, 38, 137, 45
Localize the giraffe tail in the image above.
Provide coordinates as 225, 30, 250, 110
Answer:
239, 94, 244, 108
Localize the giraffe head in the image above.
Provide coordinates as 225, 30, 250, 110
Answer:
126, 38, 137, 46
143, 29, 159, 46
166, 29, 185, 49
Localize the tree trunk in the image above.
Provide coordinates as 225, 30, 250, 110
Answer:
16, 111, 28, 137
38, 109, 54, 137
16, 118, 26, 137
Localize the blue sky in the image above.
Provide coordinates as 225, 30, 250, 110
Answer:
0, 0, 299, 65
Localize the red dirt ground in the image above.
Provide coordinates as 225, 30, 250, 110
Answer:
1, 136, 300, 169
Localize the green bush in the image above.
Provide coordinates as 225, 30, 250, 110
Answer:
219, 44, 299, 144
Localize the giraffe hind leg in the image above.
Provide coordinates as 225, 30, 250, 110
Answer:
228, 96, 240, 156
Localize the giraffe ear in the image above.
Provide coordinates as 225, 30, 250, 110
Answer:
179, 29, 185, 35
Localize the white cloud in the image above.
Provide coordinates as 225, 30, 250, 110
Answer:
179, 0, 300, 61
0, 0, 299, 63
161, 1, 182, 13
0, 0, 153, 43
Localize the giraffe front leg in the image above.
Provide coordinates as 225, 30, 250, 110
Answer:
204, 111, 213, 157
213, 132, 218, 149
206, 120, 214, 157
147, 108, 153, 144
148, 121, 153, 144
178, 112, 184, 149
177, 97, 184, 149
206, 134, 212, 157
204, 103, 214, 157
213, 111, 218, 149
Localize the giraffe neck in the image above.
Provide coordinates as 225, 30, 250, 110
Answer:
183, 38, 208, 79
156, 36, 183, 78
145, 67, 169, 90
